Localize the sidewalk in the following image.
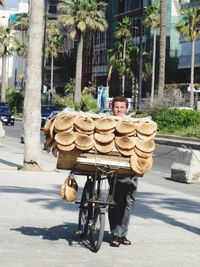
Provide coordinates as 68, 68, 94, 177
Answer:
0, 137, 200, 266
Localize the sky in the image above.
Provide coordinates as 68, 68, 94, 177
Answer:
4, 0, 28, 9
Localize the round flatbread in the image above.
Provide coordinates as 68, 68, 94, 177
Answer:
57, 143, 75, 152
95, 128, 115, 134
43, 115, 56, 134
74, 116, 95, 132
116, 120, 137, 134
137, 119, 157, 135
116, 146, 135, 156
94, 132, 115, 144
75, 132, 93, 148
135, 139, 155, 153
134, 146, 152, 159
130, 151, 153, 175
54, 114, 74, 132
94, 139, 115, 154
137, 131, 157, 141
55, 131, 76, 146
115, 136, 137, 150
95, 117, 116, 131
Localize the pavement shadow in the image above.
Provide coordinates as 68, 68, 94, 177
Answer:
10, 223, 111, 251
134, 191, 200, 236
0, 158, 22, 168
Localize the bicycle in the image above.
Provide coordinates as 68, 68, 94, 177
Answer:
75, 169, 117, 252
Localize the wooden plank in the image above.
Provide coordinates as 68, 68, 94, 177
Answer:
56, 149, 135, 176
76, 157, 130, 168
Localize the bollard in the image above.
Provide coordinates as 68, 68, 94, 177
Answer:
171, 148, 200, 183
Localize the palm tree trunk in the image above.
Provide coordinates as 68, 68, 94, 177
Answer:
1, 54, 7, 102
122, 39, 127, 96
23, 0, 45, 171
158, 0, 167, 98
74, 33, 83, 104
150, 29, 157, 105
50, 55, 54, 92
190, 39, 195, 108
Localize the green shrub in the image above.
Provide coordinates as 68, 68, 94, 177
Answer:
152, 109, 200, 136
80, 95, 98, 112
6, 88, 24, 114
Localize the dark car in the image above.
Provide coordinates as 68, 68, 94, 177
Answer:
0, 106, 15, 125
0, 101, 7, 106
41, 105, 59, 127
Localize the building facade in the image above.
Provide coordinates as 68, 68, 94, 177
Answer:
0, 1, 29, 90
178, 0, 200, 84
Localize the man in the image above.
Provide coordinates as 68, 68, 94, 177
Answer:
108, 96, 138, 247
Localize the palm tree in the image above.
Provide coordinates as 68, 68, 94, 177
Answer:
0, 0, 4, 6
58, 0, 108, 104
176, 7, 200, 108
45, 20, 64, 94
12, 13, 29, 32
114, 16, 132, 96
12, 13, 29, 87
144, 2, 160, 104
108, 40, 131, 95
158, 0, 167, 98
23, 0, 45, 171
0, 26, 14, 101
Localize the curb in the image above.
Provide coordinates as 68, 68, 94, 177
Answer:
155, 135, 200, 150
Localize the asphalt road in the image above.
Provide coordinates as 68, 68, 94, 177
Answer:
3, 120, 45, 143
2, 120, 200, 197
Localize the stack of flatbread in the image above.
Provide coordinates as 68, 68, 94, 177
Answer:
43, 113, 157, 175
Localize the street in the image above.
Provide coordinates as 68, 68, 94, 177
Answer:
3, 120, 46, 143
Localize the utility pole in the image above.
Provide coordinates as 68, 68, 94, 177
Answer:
138, 0, 144, 111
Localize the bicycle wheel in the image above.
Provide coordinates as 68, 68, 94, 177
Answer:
89, 207, 105, 252
78, 180, 92, 237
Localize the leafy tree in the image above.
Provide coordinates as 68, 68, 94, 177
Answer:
45, 20, 64, 93
64, 77, 75, 95
0, 26, 14, 101
12, 13, 29, 32
58, 0, 108, 104
114, 16, 132, 96
12, 13, 29, 85
176, 7, 200, 108
23, 0, 45, 171
144, 2, 160, 104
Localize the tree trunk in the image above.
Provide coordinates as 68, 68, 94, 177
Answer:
158, 0, 167, 98
190, 39, 195, 108
121, 39, 127, 96
150, 29, 157, 105
22, 0, 45, 171
50, 55, 54, 92
1, 54, 7, 102
74, 33, 83, 104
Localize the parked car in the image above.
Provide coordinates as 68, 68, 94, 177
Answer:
0, 101, 7, 106
169, 106, 194, 110
99, 108, 112, 114
41, 105, 59, 127
0, 106, 15, 125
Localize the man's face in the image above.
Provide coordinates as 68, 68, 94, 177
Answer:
112, 101, 128, 116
